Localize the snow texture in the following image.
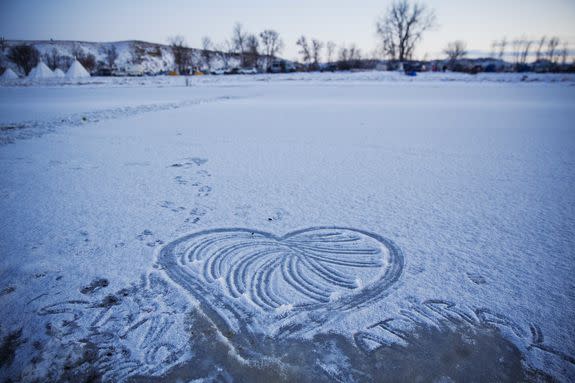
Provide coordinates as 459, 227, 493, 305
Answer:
0, 72, 574, 382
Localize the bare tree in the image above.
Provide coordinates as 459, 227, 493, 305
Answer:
8, 44, 39, 75
489, 40, 498, 59
105, 45, 118, 69
215, 40, 234, 69
348, 44, 361, 62
244, 34, 259, 68
44, 48, 60, 70
547, 37, 560, 63
339, 46, 349, 63
79, 53, 96, 73
70, 46, 97, 73
560, 43, 568, 66
443, 40, 467, 64
512, 38, 522, 64
168, 35, 192, 74
311, 39, 323, 69
498, 37, 507, 60
259, 29, 283, 70
326, 41, 336, 63
376, 0, 436, 62
519, 39, 532, 65
0, 37, 7, 52
232, 23, 248, 67
337, 44, 361, 70
296, 36, 311, 68
201, 37, 214, 71
535, 36, 546, 61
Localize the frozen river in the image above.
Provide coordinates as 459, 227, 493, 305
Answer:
1, 73, 574, 382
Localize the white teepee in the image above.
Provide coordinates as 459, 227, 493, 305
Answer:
53, 68, 66, 78
27, 61, 54, 79
66, 59, 90, 79
1, 68, 19, 80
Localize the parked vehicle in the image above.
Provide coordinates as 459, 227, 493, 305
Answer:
238, 67, 258, 75
96, 68, 113, 76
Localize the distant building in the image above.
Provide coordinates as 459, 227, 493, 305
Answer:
375, 61, 388, 71
269, 59, 296, 73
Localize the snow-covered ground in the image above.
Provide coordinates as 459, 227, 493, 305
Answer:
2, 69, 575, 88
0, 72, 574, 382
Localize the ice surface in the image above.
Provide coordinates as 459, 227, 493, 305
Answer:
0, 73, 574, 381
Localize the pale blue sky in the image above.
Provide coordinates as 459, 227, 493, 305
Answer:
1, 0, 574, 60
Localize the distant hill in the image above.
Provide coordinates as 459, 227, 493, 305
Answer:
0, 40, 241, 76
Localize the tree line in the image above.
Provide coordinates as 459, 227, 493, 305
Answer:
2, 0, 572, 76
1, 0, 441, 75
169, 23, 284, 74
441, 36, 570, 72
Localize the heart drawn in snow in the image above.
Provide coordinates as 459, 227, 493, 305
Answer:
158, 227, 403, 339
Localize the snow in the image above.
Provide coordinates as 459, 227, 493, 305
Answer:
0, 40, 216, 76
65, 59, 90, 78
1, 68, 19, 80
0, 73, 574, 382
53, 68, 65, 78
27, 61, 54, 79
0, 70, 573, 89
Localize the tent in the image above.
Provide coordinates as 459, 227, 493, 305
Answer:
1, 68, 19, 80
66, 59, 90, 79
27, 61, 54, 79
53, 68, 66, 78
